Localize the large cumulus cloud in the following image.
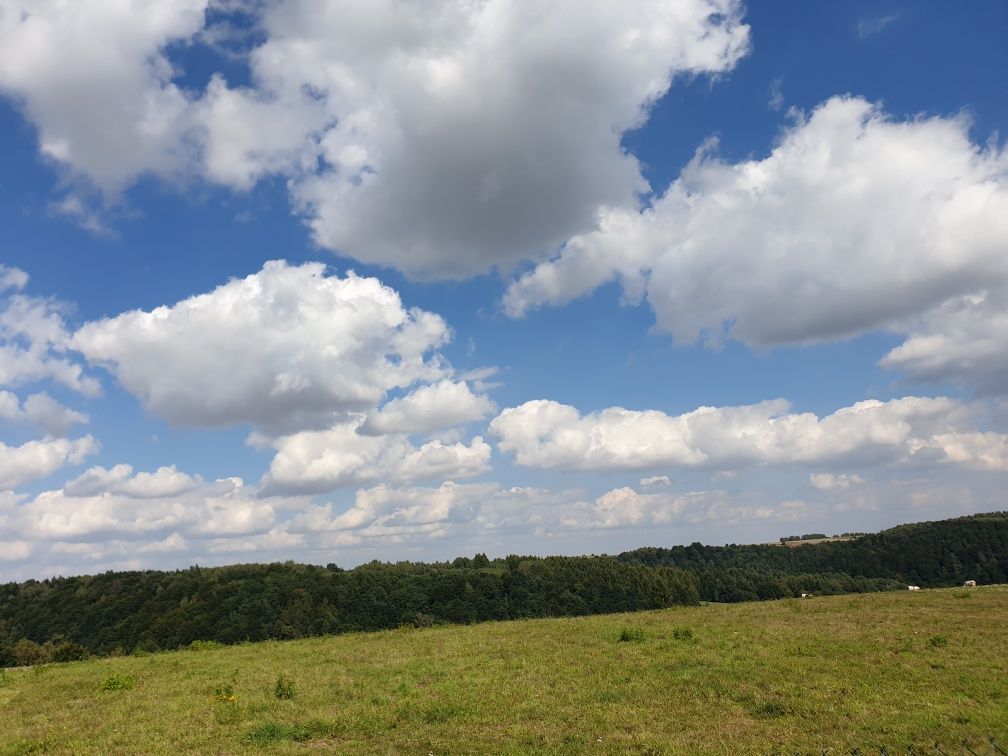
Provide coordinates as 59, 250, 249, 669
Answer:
0, 0, 749, 277
73, 260, 452, 432
505, 97, 1008, 391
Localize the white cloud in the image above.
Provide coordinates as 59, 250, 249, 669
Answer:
289, 481, 498, 535
262, 419, 491, 494
0, 435, 98, 490
504, 97, 1008, 352
0, 265, 28, 292
361, 380, 496, 436
64, 464, 198, 499
640, 474, 673, 489
858, 13, 900, 38
4, 392, 89, 436
0, 277, 99, 396
240, 0, 750, 278
0, 540, 31, 561
880, 291, 1008, 394
0, 0, 208, 191
1, 0, 749, 275
73, 260, 451, 431
490, 395, 1008, 472
17, 469, 280, 541
809, 472, 864, 490
767, 76, 783, 110
290, 480, 804, 545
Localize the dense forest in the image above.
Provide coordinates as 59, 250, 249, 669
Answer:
1, 512, 1004, 666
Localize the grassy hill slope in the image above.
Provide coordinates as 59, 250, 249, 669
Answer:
3, 586, 1007, 754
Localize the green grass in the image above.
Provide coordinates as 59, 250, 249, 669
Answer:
2, 587, 1007, 754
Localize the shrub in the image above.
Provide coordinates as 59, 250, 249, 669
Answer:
11, 639, 45, 667
99, 674, 134, 691
275, 675, 295, 700
51, 642, 88, 663
411, 612, 436, 628
618, 627, 646, 643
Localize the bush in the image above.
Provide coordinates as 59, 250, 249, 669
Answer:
11, 639, 45, 667
274, 675, 295, 700
51, 642, 88, 663
411, 612, 436, 628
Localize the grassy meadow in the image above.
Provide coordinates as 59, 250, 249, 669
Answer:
2, 586, 1007, 754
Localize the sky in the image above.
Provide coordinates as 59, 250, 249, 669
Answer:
1, 0, 1007, 580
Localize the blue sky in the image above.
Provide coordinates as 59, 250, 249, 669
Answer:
1, 0, 1007, 579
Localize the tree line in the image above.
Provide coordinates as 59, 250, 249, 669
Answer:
1, 512, 1004, 666
0, 556, 698, 666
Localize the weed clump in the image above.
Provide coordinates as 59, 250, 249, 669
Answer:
274, 675, 295, 699
246, 722, 309, 744
99, 674, 134, 692
753, 700, 789, 718
211, 683, 235, 701
618, 627, 646, 643
929, 634, 949, 648
244, 720, 337, 745
672, 627, 695, 642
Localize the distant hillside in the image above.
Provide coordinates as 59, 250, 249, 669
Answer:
2, 512, 1005, 666
618, 512, 1008, 602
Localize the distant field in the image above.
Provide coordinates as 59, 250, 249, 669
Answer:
779, 536, 856, 548
3, 587, 1007, 754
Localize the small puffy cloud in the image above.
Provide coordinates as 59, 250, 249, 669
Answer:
809, 472, 865, 490
262, 419, 492, 494
361, 380, 496, 436
0, 281, 99, 396
289, 481, 499, 536
505, 97, 1008, 351
880, 291, 1008, 395
74, 260, 451, 432
0, 265, 28, 292
0, 435, 98, 490
858, 13, 900, 38
767, 77, 783, 110
0, 390, 89, 436
640, 475, 673, 489
21, 392, 88, 436
64, 464, 198, 499
490, 396, 1008, 472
